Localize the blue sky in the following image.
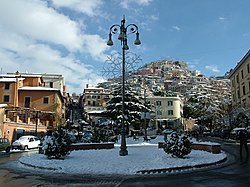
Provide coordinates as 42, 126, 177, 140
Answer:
0, 0, 249, 94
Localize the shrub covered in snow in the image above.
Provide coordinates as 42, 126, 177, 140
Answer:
41, 131, 72, 159
163, 133, 191, 158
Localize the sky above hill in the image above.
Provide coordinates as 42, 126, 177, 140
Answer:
0, 0, 249, 94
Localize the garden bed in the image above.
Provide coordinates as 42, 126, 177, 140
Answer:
70, 143, 114, 151
158, 142, 221, 154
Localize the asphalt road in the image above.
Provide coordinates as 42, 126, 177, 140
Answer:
0, 139, 249, 187
118, 142, 250, 187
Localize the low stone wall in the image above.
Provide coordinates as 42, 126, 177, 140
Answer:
158, 142, 221, 154
70, 143, 114, 151
190, 143, 221, 154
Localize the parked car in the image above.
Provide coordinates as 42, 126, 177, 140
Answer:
81, 131, 93, 143
202, 129, 211, 136
162, 129, 176, 135
211, 129, 220, 137
219, 129, 231, 139
229, 128, 247, 140
0, 138, 11, 153
12, 135, 40, 150
246, 126, 250, 134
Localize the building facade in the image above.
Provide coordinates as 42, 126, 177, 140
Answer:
0, 72, 66, 142
82, 85, 111, 124
228, 50, 250, 109
147, 96, 183, 131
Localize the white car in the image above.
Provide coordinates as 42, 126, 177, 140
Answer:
12, 135, 40, 150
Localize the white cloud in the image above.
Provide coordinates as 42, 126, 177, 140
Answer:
150, 14, 159, 21
219, 17, 225, 21
205, 65, 220, 73
172, 26, 181, 32
82, 34, 108, 61
0, 0, 82, 52
0, 0, 108, 94
51, 0, 103, 17
120, 0, 152, 9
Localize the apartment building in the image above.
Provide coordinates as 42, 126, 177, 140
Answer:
0, 72, 65, 142
147, 95, 183, 131
228, 50, 250, 109
7, 72, 66, 96
82, 85, 111, 124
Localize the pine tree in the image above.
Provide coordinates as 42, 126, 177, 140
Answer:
163, 133, 191, 158
104, 83, 150, 132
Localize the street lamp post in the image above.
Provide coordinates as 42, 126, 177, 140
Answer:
35, 110, 39, 137
107, 16, 141, 156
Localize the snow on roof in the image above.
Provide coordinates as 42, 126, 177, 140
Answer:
87, 110, 105, 114
18, 86, 59, 91
0, 104, 8, 108
85, 87, 103, 90
0, 77, 25, 82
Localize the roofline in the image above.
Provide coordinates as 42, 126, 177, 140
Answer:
18, 87, 65, 102
228, 50, 250, 79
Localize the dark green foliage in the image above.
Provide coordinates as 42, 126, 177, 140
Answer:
163, 133, 191, 158
104, 84, 150, 127
41, 131, 72, 159
83, 128, 118, 143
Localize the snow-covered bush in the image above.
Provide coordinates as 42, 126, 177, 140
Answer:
163, 133, 191, 158
41, 131, 72, 159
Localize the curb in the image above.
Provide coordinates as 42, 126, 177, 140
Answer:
18, 160, 59, 171
136, 156, 227, 174
18, 156, 227, 175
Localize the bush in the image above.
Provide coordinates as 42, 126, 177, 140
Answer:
41, 131, 72, 159
163, 133, 191, 158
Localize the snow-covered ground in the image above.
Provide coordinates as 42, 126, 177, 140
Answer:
18, 135, 227, 175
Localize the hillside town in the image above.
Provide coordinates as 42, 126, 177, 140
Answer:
0, 50, 250, 145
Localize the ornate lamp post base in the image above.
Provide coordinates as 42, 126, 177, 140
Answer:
119, 129, 128, 156
119, 148, 128, 156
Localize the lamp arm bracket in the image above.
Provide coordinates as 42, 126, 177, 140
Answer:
110, 24, 121, 34
126, 24, 138, 35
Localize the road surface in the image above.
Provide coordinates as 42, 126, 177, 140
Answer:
0, 139, 249, 187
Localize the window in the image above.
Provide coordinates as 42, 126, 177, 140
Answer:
168, 110, 173, 115
237, 89, 240, 99
232, 94, 235, 102
3, 95, 9, 102
236, 74, 239, 83
241, 70, 244, 79
156, 101, 161, 106
49, 82, 53, 88
167, 101, 173, 106
43, 97, 49, 104
24, 97, 31, 108
243, 85, 246, 95
232, 79, 235, 87
29, 138, 34, 142
5, 83, 10, 90
248, 64, 250, 74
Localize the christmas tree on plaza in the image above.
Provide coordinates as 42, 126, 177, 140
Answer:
104, 83, 151, 134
